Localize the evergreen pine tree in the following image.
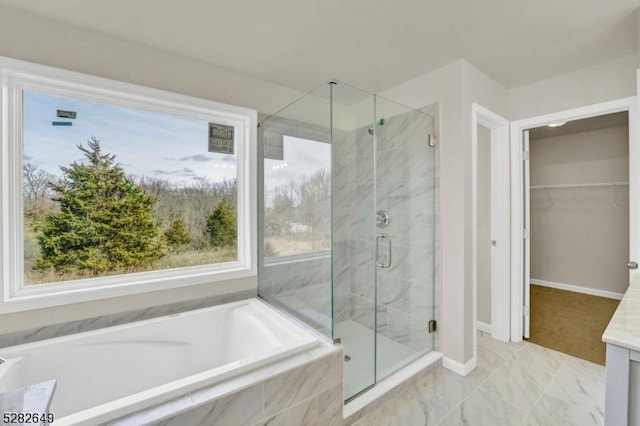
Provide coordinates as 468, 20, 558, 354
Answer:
36, 137, 166, 274
206, 199, 236, 247
164, 219, 192, 251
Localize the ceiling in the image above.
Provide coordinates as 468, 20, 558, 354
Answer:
529, 111, 629, 139
1, 0, 638, 93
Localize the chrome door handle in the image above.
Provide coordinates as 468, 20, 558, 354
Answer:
627, 261, 638, 270
376, 234, 392, 268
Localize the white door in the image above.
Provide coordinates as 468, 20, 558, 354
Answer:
523, 130, 531, 338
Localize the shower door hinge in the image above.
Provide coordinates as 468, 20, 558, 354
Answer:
523, 306, 530, 316
429, 134, 437, 147
522, 150, 529, 162
428, 320, 437, 333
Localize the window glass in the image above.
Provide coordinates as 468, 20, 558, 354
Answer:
263, 136, 330, 257
22, 91, 238, 285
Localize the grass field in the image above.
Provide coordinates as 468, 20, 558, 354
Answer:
265, 234, 329, 257
23, 216, 236, 286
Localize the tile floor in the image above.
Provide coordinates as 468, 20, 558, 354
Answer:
350, 331, 605, 425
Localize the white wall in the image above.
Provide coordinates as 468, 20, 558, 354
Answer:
509, 53, 640, 120
530, 125, 629, 295
383, 52, 640, 368
0, 4, 302, 116
477, 125, 492, 325
0, 4, 303, 333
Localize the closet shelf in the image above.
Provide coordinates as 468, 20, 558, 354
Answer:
530, 182, 629, 190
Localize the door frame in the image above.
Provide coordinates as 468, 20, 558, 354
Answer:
509, 96, 638, 342
472, 103, 511, 358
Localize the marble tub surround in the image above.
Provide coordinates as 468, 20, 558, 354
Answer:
0, 289, 255, 350
112, 342, 343, 426
0, 379, 56, 416
351, 332, 606, 425
603, 273, 640, 351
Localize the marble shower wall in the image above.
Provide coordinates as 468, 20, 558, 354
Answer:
341, 108, 437, 353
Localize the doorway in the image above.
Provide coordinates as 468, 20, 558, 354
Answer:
472, 104, 510, 366
526, 113, 628, 363
510, 98, 638, 362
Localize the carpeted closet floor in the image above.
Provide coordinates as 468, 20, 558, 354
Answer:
526, 284, 621, 365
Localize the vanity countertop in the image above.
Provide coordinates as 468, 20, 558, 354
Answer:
0, 379, 56, 419
603, 274, 640, 352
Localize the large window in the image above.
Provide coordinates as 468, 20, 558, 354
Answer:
1, 57, 256, 312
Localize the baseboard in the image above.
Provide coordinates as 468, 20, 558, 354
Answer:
442, 356, 477, 376
476, 321, 492, 334
530, 278, 624, 300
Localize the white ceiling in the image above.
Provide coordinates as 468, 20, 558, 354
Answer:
1, 0, 639, 93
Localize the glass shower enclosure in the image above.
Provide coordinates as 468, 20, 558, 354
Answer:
258, 81, 436, 400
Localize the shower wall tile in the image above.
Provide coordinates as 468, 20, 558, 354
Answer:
334, 293, 350, 323
383, 303, 433, 352
350, 294, 388, 330
332, 240, 351, 295
261, 256, 331, 294
377, 274, 414, 313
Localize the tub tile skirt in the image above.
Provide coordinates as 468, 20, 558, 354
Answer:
111, 347, 344, 426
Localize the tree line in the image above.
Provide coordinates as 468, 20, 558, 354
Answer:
24, 137, 237, 277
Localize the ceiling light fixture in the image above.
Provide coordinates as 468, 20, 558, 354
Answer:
547, 121, 567, 128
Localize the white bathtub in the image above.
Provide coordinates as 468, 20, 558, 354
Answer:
0, 298, 320, 425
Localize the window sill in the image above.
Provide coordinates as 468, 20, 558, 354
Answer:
1, 263, 255, 314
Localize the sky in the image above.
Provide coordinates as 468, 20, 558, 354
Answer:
264, 135, 330, 204
23, 90, 331, 192
23, 91, 237, 186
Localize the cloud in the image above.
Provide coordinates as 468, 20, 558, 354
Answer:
179, 154, 213, 162
23, 155, 33, 161
153, 168, 197, 177
222, 155, 236, 163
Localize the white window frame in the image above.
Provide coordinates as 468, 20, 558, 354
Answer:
0, 56, 257, 314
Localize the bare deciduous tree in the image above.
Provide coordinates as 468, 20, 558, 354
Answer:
23, 163, 55, 214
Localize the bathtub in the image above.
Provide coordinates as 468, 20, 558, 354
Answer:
0, 298, 320, 425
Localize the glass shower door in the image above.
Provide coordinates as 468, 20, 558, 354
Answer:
374, 97, 436, 381
330, 83, 378, 400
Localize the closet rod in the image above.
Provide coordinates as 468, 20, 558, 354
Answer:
530, 182, 629, 190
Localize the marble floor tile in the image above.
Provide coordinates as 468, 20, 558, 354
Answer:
477, 331, 524, 364
543, 355, 605, 417
479, 358, 546, 412
524, 394, 603, 426
357, 333, 604, 426
480, 344, 567, 411
437, 388, 527, 426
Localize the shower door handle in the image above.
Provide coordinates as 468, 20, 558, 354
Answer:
376, 234, 392, 268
